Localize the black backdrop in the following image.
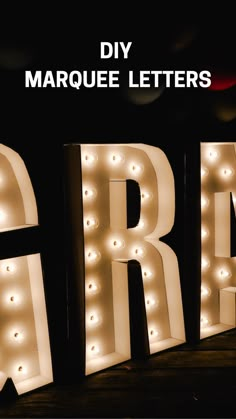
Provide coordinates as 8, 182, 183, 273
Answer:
1, 19, 236, 383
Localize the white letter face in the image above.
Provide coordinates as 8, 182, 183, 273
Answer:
81, 143, 185, 375
201, 142, 236, 339
100, 42, 113, 59
0, 144, 52, 395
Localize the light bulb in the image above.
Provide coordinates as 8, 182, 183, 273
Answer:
13, 331, 24, 343
9, 294, 20, 305
201, 257, 210, 271
200, 315, 209, 328
149, 328, 159, 338
133, 246, 145, 257
83, 186, 96, 200
201, 195, 209, 210
130, 162, 143, 176
90, 345, 99, 355
201, 167, 209, 179
112, 239, 124, 249
84, 216, 98, 230
207, 149, 219, 162
82, 152, 97, 166
86, 280, 99, 295
1, 261, 16, 276
142, 269, 152, 280
17, 365, 27, 375
146, 296, 157, 309
218, 268, 231, 280
86, 249, 100, 263
110, 152, 124, 165
220, 167, 234, 178
141, 191, 152, 202
201, 227, 209, 240
201, 285, 211, 298
88, 313, 100, 326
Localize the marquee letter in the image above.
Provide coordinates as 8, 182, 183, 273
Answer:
65, 143, 185, 375
0, 144, 53, 395
201, 142, 236, 338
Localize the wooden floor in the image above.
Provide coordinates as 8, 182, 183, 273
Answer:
1, 329, 236, 418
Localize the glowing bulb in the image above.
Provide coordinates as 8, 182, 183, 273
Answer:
112, 239, 124, 249
86, 249, 100, 263
88, 313, 100, 326
201, 167, 209, 179
220, 167, 234, 178
1, 261, 16, 275
141, 191, 152, 202
146, 296, 157, 309
201, 257, 210, 271
0, 209, 7, 223
200, 315, 209, 328
86, 281, 98, 295
218, 268, 231, 279
9, 294, 20, 305
130, 162, 143, 176
110, 152, 124, 165
82, 152, 97, 166
149, 328, 159, 338
142, 269, 152, 280
17, 365, 27, 374
201, 195, 209, 210
13, 331, 24, 343
90, 345, 99, 355
84, 216, 98, 230
207, 149, 219, 162
83, 187, 96, 200
201, 227, 209, 240
201, 285, 211, 297
133, 246, 145, 257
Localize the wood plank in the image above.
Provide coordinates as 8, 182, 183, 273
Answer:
1, 330, 236, 417
1, 382, 236, 418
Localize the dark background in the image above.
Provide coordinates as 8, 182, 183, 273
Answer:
1, 17, 236, 417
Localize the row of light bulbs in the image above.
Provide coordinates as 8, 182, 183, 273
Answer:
87, 325, 161, 358
202, 148, 235, 164
82, 151, 145, 176
201, 145, 235, 333
86, 270, 160, 359
201, 258, 231, 279
86, 267, 154, 298
201, 193, 236, 211
84, 217, 146, 233
84, 201, 161, 361
83, 186, 153, 204
0, 259, 28, 376
201, 166, 234, 180
201, 192, 236, 211
85, 244, 148, 264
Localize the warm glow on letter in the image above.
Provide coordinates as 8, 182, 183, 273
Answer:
201, 142, 236, 338
79, 143, 186, 375
0, 144, 52, 395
